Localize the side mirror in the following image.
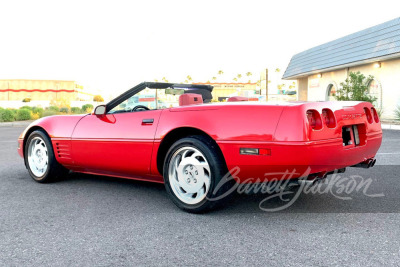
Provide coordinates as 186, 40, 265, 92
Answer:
94, 105, 106, 116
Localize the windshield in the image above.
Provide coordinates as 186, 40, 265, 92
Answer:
108, 88, 181, 114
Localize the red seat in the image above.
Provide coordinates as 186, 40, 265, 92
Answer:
179, 93, 203, 106
227, 96, 248, 102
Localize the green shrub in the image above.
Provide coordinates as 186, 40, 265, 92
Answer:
31, 107, 44, 117
0, 109, 16, 122
22, 98, 31, 102
16, 109, 32, 121
59, 107, 70, 113
335, 71, 377, 103
20, 105, 33, 110
42, 110, 58, 117
48, 106, 60, 112
71, 107, 82, 114
82, 104, 94, 113
395, 106, 400, 121
7, 109, 17, 120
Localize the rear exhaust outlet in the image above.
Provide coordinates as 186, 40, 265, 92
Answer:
351, 159, 375, 169
337, 168, 346, 173
371, 159, 376, 167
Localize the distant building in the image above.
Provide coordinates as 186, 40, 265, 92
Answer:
283, 17, 400, 119
0, 79, 93, 102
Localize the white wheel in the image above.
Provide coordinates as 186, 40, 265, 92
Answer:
27, 136, 49, 177
168, 146, 211, 205
163, 135, 233, 213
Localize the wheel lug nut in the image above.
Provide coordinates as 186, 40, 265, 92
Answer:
193, 179, 197, 183
187, 178, 190, 183
185, 170, 188, 174
195, 171, 198, 175
190, 166, 193, 170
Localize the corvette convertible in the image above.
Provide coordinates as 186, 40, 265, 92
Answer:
18, 82, 382, 212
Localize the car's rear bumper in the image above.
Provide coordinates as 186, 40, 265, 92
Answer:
217, 132, 382, 183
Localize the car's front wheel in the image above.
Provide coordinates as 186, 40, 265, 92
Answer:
163, 135, 233, 213
25, 130, 69, 183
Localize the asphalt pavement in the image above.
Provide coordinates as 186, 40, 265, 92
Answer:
0, 126, 399, 266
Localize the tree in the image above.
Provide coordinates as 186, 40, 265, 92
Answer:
93, 95, 104, 102
275, 68, 281, 72
246, 72, 252, 82
335, 71, 377, 103
395, 105, 400, 121
186, 75, 192, 82
218, 70, 224, 75
212, 77, 217, 81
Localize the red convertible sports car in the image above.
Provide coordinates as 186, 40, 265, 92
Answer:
18, 82, 382, 212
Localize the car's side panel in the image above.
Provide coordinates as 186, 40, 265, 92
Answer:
70, 111, 162, 180
155, 105, 285, 141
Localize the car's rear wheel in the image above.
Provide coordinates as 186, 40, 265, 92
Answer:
25, 130, 69, 183
163, 135, 233, 213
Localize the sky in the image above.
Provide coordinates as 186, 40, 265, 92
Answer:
0, 0, 399, 98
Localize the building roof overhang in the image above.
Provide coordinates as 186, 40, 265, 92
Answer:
282, 52, 400, 80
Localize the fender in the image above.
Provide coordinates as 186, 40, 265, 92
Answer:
18, 115, 87, 162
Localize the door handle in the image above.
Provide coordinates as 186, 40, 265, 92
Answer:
142, 119, 154, 125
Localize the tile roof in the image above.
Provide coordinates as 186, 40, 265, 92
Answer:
283, 17, 400, 79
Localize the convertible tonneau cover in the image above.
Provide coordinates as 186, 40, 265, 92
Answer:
143, 82, 213, 91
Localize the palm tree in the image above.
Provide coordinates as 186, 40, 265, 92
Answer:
218, 70, 224, 82
186, 75, 192, 82
212, 77, 217, 82
233, 77, 238, 82
246, 72, 252, 83
275, 68, 281, 73
154, 79, 159, 82
237, 74, 242, 79
162, 77, 168, 82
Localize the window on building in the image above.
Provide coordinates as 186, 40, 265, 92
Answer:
326, 84, 337, 101
367, 79, 382, 109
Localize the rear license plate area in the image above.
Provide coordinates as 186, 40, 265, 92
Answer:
342, 125, 360, 147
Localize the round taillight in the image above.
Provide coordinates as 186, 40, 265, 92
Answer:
364, 107, 373, 123
306, 110, 322, 130
371, 107, 380, 123
322, 108, 336, 128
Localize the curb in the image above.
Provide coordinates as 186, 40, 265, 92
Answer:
381, 124, 400, 130
0, 120, 33, 127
